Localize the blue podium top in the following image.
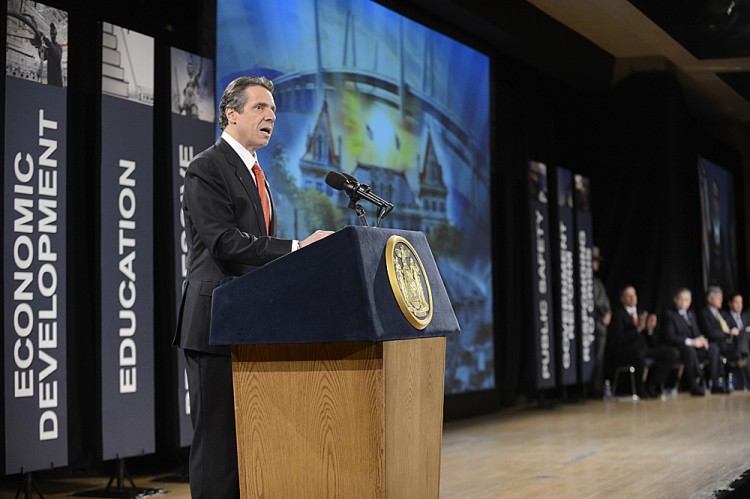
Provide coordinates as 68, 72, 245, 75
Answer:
210, 226, 460, 345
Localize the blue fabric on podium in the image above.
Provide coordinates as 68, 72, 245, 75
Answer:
210, 226, 460, 345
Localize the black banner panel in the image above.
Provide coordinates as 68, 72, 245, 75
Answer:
556, 167, 577, 386
170, 47, 215, 447
4, 1, 69, 474
528, 161, 556, 390
99, 23, 155, 460
574, 174, 595, 383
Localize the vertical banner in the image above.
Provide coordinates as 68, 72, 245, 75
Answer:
99, 23, 154, 460
556, 167, 577, 385
528, 161, 556, 390
170, 47, 215, 447
4, 1, 68, 474
574, 174, 595, 383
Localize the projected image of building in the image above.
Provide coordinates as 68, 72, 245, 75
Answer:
218, 0, 493, 394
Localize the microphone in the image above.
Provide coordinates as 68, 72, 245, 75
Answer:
325, 171, 394, 226
325, 171, 393, 211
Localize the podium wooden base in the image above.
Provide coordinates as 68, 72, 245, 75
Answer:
231, 336, 446, 499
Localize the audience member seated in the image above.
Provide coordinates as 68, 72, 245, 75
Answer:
728, 292, 750, 342
661, 287, 721, 395
607, 285, 679, 398
727, 292, 750, 389
698, 286, 749, 387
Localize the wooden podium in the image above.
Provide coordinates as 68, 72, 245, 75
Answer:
211, 227, 460, 498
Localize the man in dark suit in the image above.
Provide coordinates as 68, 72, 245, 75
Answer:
728, 292, 750, 340
606, 285, 679, 398
173, 76, 333, 499
661, 287, 721, 395
727, 292, 750, 387
698, 286, 748, 367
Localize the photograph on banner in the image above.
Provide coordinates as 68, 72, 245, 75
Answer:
102, 23, 153, 105
574, 174, 591, 213
217, 0, 493, 395
170, 47, 215, 123
698, 156, 738, 295
6, 0, 67, 86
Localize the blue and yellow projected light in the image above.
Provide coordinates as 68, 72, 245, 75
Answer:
217, 0, 493, 394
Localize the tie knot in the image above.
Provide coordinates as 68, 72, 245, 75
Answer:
252, 162, 263, 175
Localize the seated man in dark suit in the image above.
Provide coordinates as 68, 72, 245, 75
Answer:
728, 292, 750, 340
698, 286, 749, 371
607, 285, 679, 398
662, 287, 721, 395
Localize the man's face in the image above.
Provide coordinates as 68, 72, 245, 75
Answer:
707, 292, 723, 309
620, 287, 637, 308
729, 296, 743, 313
675, 291, 691, 311
592, 258, 600, 272
226, 85, 276, 154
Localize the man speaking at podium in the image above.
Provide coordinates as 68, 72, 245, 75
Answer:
173, 76, 332, 499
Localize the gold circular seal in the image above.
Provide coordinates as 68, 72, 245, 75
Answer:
385, 235, 433, 330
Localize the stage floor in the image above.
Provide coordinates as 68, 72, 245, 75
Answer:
3, 391, 750, 498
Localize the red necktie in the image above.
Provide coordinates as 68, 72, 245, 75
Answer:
632, 312, 638, 326
251, 162, 271, 235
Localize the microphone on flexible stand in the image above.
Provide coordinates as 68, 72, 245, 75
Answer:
324, 171, 394, 227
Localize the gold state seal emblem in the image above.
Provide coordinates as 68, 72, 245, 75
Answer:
385, 235, 433, 329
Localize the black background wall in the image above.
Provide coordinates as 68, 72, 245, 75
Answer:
1, 0, 747, 477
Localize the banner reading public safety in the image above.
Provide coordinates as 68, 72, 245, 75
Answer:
4, 0, 69, 474
527, 161, 556, 390
555, 167, 578, 386
170, 47, 215, 447
574, 173, 595, 383
99, 23, 155, 460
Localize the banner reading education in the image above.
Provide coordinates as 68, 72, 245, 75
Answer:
3, 0, 69, 474
99, 23, 155, 460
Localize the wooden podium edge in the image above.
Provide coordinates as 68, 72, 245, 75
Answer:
384, 336, 446, 499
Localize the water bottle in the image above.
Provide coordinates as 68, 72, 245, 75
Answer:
603, 379, 612, 401
727, 373, 734, 393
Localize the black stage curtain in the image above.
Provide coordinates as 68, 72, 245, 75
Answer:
485, 71, 720, 408
573, 73, 704, 317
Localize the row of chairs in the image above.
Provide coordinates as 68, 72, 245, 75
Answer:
611, 357, 748, 399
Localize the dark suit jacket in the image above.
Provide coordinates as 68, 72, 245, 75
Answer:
697, 306, 734, 345
661, 307, 702, 347
728, 310, 750, 336
608, 305, 645, 350
173, 138, 293, 354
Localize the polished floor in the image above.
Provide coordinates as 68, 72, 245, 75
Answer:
3, 391, 750, 498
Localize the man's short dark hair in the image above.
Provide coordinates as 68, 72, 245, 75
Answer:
728, 291, 743, 302
218, 76, 274, 131
674, 287, 692, 298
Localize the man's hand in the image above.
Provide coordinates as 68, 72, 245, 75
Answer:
602, 312, 612, 327
637, 311, 648, 332
730, 327, 740, 336
691, 336, 709, 350
299, 230, 335, 248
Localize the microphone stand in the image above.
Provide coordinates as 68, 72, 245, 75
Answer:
348, 196, 369, 227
